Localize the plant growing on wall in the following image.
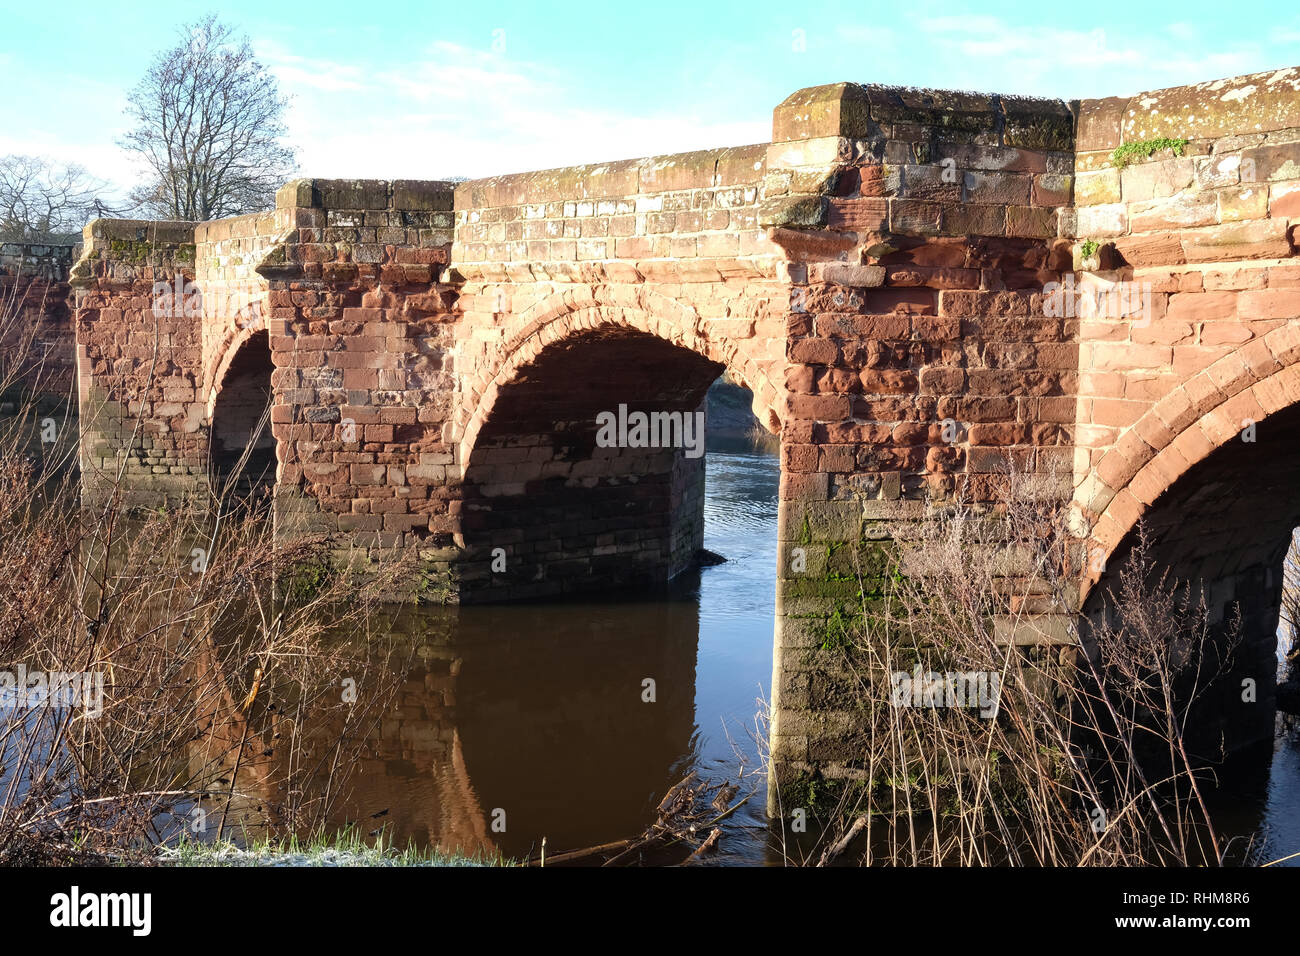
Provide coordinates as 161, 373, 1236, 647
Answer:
1077, 239, 1102, 271
1110, 137, 1190, 169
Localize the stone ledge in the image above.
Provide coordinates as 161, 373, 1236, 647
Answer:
453, 144, 768, 210
1078, 67, 1300, 151
83, 218, 196, 244
772, 82, 1072, 150
275, 178, 458, 212
449, 256, 776, 283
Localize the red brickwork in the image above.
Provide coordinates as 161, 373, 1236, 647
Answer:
1, 243, 76, 399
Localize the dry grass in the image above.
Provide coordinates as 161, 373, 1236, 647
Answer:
0, 270, 420, 865
770, 467, 1246, 867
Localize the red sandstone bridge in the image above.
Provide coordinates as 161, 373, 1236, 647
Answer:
4, 66, 1299, 791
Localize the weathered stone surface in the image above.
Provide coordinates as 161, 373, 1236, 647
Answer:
1120, 158, 1194, 201
1117, 67, 1300, 140
1077, 203, 1128, 237
1181, 219, 1292, 261
759, 195, 829, 228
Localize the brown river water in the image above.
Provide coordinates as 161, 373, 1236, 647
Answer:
245, 437, 1300, 866
12, 434, 1297, 865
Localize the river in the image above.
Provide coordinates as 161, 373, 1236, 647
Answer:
211, 435, 1300, 865
271, 435, 784, 864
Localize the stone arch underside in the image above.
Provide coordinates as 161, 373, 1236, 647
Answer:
206, 319, 269, 421
453, 289, 786, 469
208, 329, 275, 499
454, 310, 755, 603
1078, 326, 1300, 755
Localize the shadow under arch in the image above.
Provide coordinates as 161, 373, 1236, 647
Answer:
454, 290, 785, 470
1079, 392, 1300, 758
457, 316, 741, 603
208, 329, 276, 503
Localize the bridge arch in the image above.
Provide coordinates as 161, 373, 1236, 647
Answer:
454, 293, 782, 603
206, 320, 268, 422
207, 327, 276, 500
1077, 320, 1300, 754
1079, 321, 1300, 594
454, 288, 784, 470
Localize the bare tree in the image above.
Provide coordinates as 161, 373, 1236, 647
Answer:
0, 155, 110, 243
121, 14, 296, 222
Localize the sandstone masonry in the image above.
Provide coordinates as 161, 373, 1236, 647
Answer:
56, 66, 1300, 802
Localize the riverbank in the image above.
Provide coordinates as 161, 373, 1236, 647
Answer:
159, 833, 508, 867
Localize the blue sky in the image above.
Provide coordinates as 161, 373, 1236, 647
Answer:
2, 0, 1297, 199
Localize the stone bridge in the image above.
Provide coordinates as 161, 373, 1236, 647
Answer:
48, 66, 1300, 794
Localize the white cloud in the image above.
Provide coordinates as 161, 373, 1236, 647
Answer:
271, 40, 769, 180
908, 13, 1267, 97
256, 36, 368, 92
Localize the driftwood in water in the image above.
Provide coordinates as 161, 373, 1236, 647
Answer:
528, 838, 632, 867
711, 781, 738, 814
817, 814, 868, 866
528, 772, 752, 866
683, 828, 722, 864
656, 771, 699, 819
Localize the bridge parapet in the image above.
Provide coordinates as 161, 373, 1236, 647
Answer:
451, 144, 773, 284
1074, 67, 1300, 268
262, 177, 455, 284
1, 241, 77, 280
762, 82, 1074, 247
0, 242, 77, 418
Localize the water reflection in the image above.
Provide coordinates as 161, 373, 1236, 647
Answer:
61, 432, 1300, 866
338, 597, 702, 860
204, 439, 780, 863
1208, 728, 1300, 866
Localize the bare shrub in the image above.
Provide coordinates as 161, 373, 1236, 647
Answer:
0, 284, 420, 864
774, 467, 1241, 867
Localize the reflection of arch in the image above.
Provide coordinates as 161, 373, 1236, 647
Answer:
193, 620, 498, 859
455, 288, 784, 467
1078, 324, 1300, 599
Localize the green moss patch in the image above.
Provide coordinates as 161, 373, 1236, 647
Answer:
1110, 137, 1190, 168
